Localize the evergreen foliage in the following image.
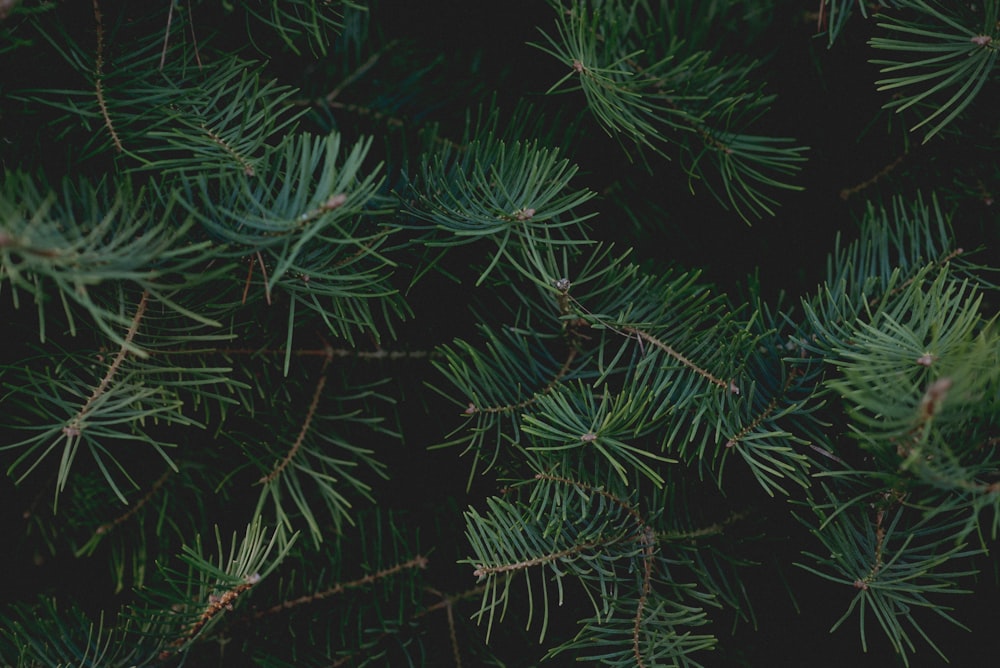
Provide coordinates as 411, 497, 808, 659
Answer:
1, 1, 998, 666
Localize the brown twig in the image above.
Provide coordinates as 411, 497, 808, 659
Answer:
92, 0, 123, 153
623, 326, 739, 394
839, 152, 907, 201
444, 595, 462, 668
63, 290, 149, 439
463, 346, 578, 415
92, 468, 173, 537
250, 555, 429, 620
658, 509, 752, 542
158, 0, 174, 71
472, 539, 603, 578
187, 0, 202, 68
854, 508, 887, 590
325, 41, 398, 104
201, 123, 256, 176
159, 573, 261, 661
632, 526, 656, 668
258, 368, 328, 485
158, 0, 202, 71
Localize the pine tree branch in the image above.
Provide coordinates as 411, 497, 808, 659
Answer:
658, 510, 753, 542
623, 325, 740, 394
326, 40, 398, 104
63, 289, 149, 441
839, 151, 909, 201
867, 247, 965, 310
158, 573, 262, 662
444, 593, 462, 668
202, 123, 257, 177
472, 538, 605, 578
324, 579, 492, 668
92, 467, 173, 538
633, 525, 656, 668
854, 507, 888, 590
90, 0, 122, 154
464, 346, 578, 415
258, 361, 331, 485
249, 554, 429, 620
533, 472, 647, 527
527, 472, 662, 666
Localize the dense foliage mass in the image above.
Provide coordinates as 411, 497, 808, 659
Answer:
1, 1, 998, 666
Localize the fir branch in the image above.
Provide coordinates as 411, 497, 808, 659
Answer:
91, 0, 122, 153
622, 325, 739, 394
854, 508, 888, 590
250, 554, 429, 620
725, 395, 780, 449
201, 123, 256, 177
464, 346, 578, 415
444, 592, 462, 668
866, 246, 965, 310
258, 365, 330, 486
632, 525, 656, 668
472, 539, 606, 578
537, 469, 663, 668
839, 151, 909, 201
63, 289, 149, 441
871, 0, 1000, 142
326, 579, 493, 668
323, 39, 399, 104
158, 573, 262, 662
92, 467, 172, 538
658, 510, 752, 542
533, 471, 647, 528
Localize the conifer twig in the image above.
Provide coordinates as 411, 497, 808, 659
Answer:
258, 365, 329, 485
533, 472, 647, 527
326, 578, 491, 668
324, 41, 398, 104
473, 539, 605, 578
92, 468, 173, 537
464, 346, 578, 415
725, 364, 806, 450
159, 573, 261, 660
249, 555, 429, 620
64, 290, 149, 439
91, 0, 122, 153
444, 595, 462, 668
839, 152, 908, 201
854, 509, 887, 590
623, 326, 739, 394
201, 123, 256, 176
633, 526, 656, 668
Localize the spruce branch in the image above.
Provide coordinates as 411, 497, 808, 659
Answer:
63, 289, 149, 441
796, 498, 982, 666
533, 0, 807, 221
91, 467, 173, 539
871, 0, 1000, 142
623, 325, 739, 394
839, 150, 909, 201
250, 554, 429, 621
147, 519, 295, 662
90, 0, 122, 154
258, 364, 330, 486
